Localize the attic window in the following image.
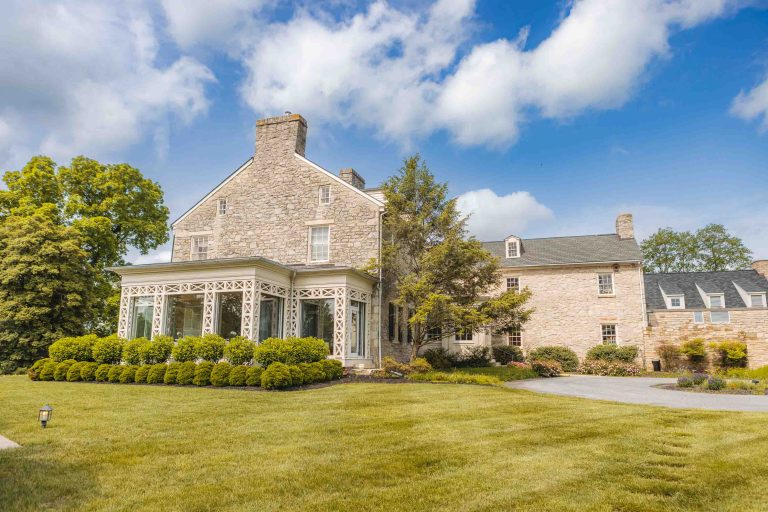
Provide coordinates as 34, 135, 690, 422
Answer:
506, 239, 520, 258
708, 294, 725, 308
319, 185, 331, 205
750, 293, 766, 307
668, 296, 684, 309
218, 198, 227, 215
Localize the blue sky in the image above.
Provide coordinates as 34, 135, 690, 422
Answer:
1, 0, 767, 262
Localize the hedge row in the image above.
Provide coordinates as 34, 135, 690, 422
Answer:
27, 358, 343, 390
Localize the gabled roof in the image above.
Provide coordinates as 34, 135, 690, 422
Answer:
644, 270, 768, 310
483, 234, 642, 268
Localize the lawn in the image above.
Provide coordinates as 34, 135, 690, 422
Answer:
448, 365, 537, 381
2, 377, 768, 511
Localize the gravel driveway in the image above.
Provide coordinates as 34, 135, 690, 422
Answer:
506, 375, 768, 412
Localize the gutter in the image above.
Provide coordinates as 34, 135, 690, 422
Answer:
377, 209, 384, 369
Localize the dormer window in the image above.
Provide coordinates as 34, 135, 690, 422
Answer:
708, 294, 725, 308
750, 293, 766, 307
505, 238, 520, 258
668, 296, 685, 309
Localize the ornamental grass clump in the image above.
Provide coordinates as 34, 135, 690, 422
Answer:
193, 361, 215, 386
176, 362, 197, 385
210, 362, 232, 387
224, 337, 255, 365
172, 337, 198, 362
229, 365, 248, 386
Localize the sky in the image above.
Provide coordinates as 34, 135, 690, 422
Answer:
0, 0, 767, 263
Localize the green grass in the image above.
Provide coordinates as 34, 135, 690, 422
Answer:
2, 376, 768, 511
449, 365, 538, 380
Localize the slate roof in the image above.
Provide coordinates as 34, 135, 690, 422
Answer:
644, 270, 768, 310
482, 234, 642, 268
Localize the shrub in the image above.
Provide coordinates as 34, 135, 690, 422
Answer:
320, 359, 343, 380
135, 364, 151, 384
54, 360, 76, 381
172, 337, 198, 362
80, 362, 99, 382
176, 362, 197, 385
409, 358, 433, 374
66, 361, 85, 381
528, 346, 579, 372
27, 358, 51, 381
531, 359, 562, 377
164, 362, 181, 384
585, 344, 639, 363
92, 335, 124, 364
95, 364, 111, 382
407, 371, 501, 386
725, 365, 768, 380
297, 363, 322, 384
193, 361, 214, 386
310, 362, 330, 382
677, 376, 694, 388
245, 366, 263, 386
141, 335, 174, 364
49, 335, 98, 362
119, 365, 138, 383
196, 334, 226, 362
123, 337, 150, 365
381, 356, 409, 376
108, 365, 123, 383
287, 365, 304, 386
657, 342, 682, 371
254, 337, 329, 367
709, 340, 747, 369
261, 362, 293, 389
455, 346, 492, 368
147, 364, 167, 384
706, 376, 725, 391
229, 365, 248, 386
578, 360, 641, 376
39, 360, 58, 381
422, 347, 458, 370
692, 373, 708, 385
225, 337, 255, 365
492, 345, 524, 365
680, 338, 708, 370
211, 362, 232, 386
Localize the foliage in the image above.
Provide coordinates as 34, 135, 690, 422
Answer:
585, 344, 639, 363
455, 346, 492, 368
54, 360, 76, 381
380, 155, 533, 361
26, 358, 51, 381
119, 365, 138, 384
724, 365, 768, 380
135, 365, 151, 384
92, 335, 123, 364
445, 364, 537, 381
210, 362, 232, 387
147, 364, 167, 384
141, 335, 174, 364
224, 336, 255, 365
229, 365, 248, 386
579, 360, 642, 376
193, 361, 214, 386
172, 337, 198, 362
706, 377, 726, 391
245, 366, 263, 386
381, 356, 410, 375
302, 363, 326, 384
288, 365, 305, 386
492, 345, 524, 365
409, 358, 433, 374
195, 334, 225, 362
679, 338, 708, 370
107, 365, 123, 383
254, 337, 329, 366
49, 334, 98, 362
39, 360, 58, 381
320, 360, 344, 380
176, 362, 197, 385
80, 362, 99, 382
406, 371, 502, 386
657, 342, 682, 371
528, 346, 579, 372
163, 362, 181, 384
708, 340, 747, 369
677, 376, 694, 388
691, 373, 708, 385
66, 361, 85, 382
261, 362, 293, 389
531, 359, 562, 378
422, 348, 458, 370
642, 224, 752, 273
95, 364, 111, 382
123, 337, 150, 365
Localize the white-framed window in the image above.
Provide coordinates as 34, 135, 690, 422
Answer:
318, 185, 331, 205
508, 326, 522, 346
598, 273, 614, 295
749, 293, 766, 307
668, 296, 685, 309
217, 198, 228, 215
506, 239, 520, 258
708, 294, 725, 308
309, 226, 330, 262
506, 277, 520, 292
693, 311, 704, 324
601, 324, 617, 344
455, 329, 473, 342
710, 311, 730, 324
190, 236, 208, 261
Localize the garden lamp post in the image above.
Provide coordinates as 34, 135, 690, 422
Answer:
38, 404, 53, 428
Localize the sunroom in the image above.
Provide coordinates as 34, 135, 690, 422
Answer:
109, 257, 378, 367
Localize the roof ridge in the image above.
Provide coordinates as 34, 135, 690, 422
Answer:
482, 233, 622, 244
646, 269, 757, 276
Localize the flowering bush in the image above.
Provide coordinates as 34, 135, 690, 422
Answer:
531, 359, 562, 377
578, 360, 641, 376
508, 361, 531, 369
528, 346, 578, 372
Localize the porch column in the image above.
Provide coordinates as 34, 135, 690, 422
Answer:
151, 286, 165, 338
241, 280, 258, 340
202, 283, 216, 335
333, 288, 347, 359
117, 287, 130, 339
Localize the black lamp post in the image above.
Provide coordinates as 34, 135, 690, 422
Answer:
38, 404, 53, 428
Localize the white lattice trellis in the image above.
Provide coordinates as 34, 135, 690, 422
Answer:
202, 283, 216, 334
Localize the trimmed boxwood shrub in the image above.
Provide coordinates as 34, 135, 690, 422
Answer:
254, 337, 329, 367
245, 366, 263, 386
39, 360, 58, 381
224, 336, 255, 365
288, 365, 304, 386
123, 337, 150, 365
54, 360, 77, 381
92, 335, 124, 364
147, 364, 167, 384
210, 362, 232, 386
196, 334, 225, 362
455, 346, 492, 368
176, 361, 196, 385
119, 365, 138, 383
492, 345, 524, 365
585, 344, 639, 363
141, 335, 174, 364
261, 362, 293, 389
305, 362, 327, 383
66, 361, 85, 381
80, 362, 99, 382
320, 359, 343, 381
95, 364, 111, 382
164, 362, 181, 384
422, 348, 458, 370
194, 361, 215, 386
229, 365, 248, 386
172, 337, 198, 362
108, 365, 123, 383
27, 358, 51, 380
528, 346, 579, 372
135, 364, 151, 384
49, 335, 98, 362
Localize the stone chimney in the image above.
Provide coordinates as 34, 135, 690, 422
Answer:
255, 113, 307, 157
339, 167, 365, 190
616, 213, 634, 240
753, 260, 768, 278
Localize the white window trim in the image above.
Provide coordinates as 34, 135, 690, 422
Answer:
692, 311, 705, 324
217, 198, 228, 215
506, 276, 520, 292
667, 295, 685, 309
749, 293, 767, 308
318, 185, 331, 205
308, 225, 330, 263
190, 235, 209, 261
601, 323, 618, 344
709, 310, 730, 324
505, 239, 520, 259
454, 330, 474, 343
707, 293, 725, 309
597, 272, 615, 297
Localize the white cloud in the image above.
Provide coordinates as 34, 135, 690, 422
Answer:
0, 1, 215, 168
456, 188, 554, 241
160, 0, 268, 49
731, 74, 768, 131
131, 250, 172, 265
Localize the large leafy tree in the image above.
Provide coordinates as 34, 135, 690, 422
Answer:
642, 224, 752, 273
382, 155, 533, 361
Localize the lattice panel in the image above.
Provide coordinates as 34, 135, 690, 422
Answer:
348, 288, 370, 303
260, 281, 288, 297
202, 283, 216, 334
117, 288, 130, 338
241, 281, 255, 339
151, 293, 164, 337
333, 288, 346, 358
289, 293, 299, 337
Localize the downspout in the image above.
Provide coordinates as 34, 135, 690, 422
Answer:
289, 269, 296, 338
637, 263, 648, 368
377, 208, 384, 369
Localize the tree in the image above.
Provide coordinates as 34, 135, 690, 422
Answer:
382, 155, 533, 361
642, 224, 752, 273
0, 207, 97, 372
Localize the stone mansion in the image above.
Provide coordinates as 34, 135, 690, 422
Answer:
110, 114, 768, 369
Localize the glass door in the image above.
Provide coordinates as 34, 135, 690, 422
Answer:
348, 301, 366, 358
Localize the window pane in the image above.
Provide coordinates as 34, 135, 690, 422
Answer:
166, 294, 204, 339
751, 294, 764, 307
506, 241, 518, 258
259, 295, 284, 342
598, 273, 614, 295
709, 295, 723, 308
506, 277, 519, 292
670, 297, 681, 308
710, 311, 730, 324
601, 324, 617, 344
217, 292, 242, 339
300, 298, 334, 352
191, 236, 208, 261
693, 311, 704, 323
130, 297, 153, 339
310, 227, 329, 261
349, 300, 366, 357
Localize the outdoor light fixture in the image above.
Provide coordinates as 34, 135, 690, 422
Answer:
38, 404, 53, 428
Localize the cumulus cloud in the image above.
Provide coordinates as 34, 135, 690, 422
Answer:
731, 74, 768, 131
132, 249, 173, 265
456, 189, 554, 241
0, 0, 215, 168
160, 0, 268, 49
